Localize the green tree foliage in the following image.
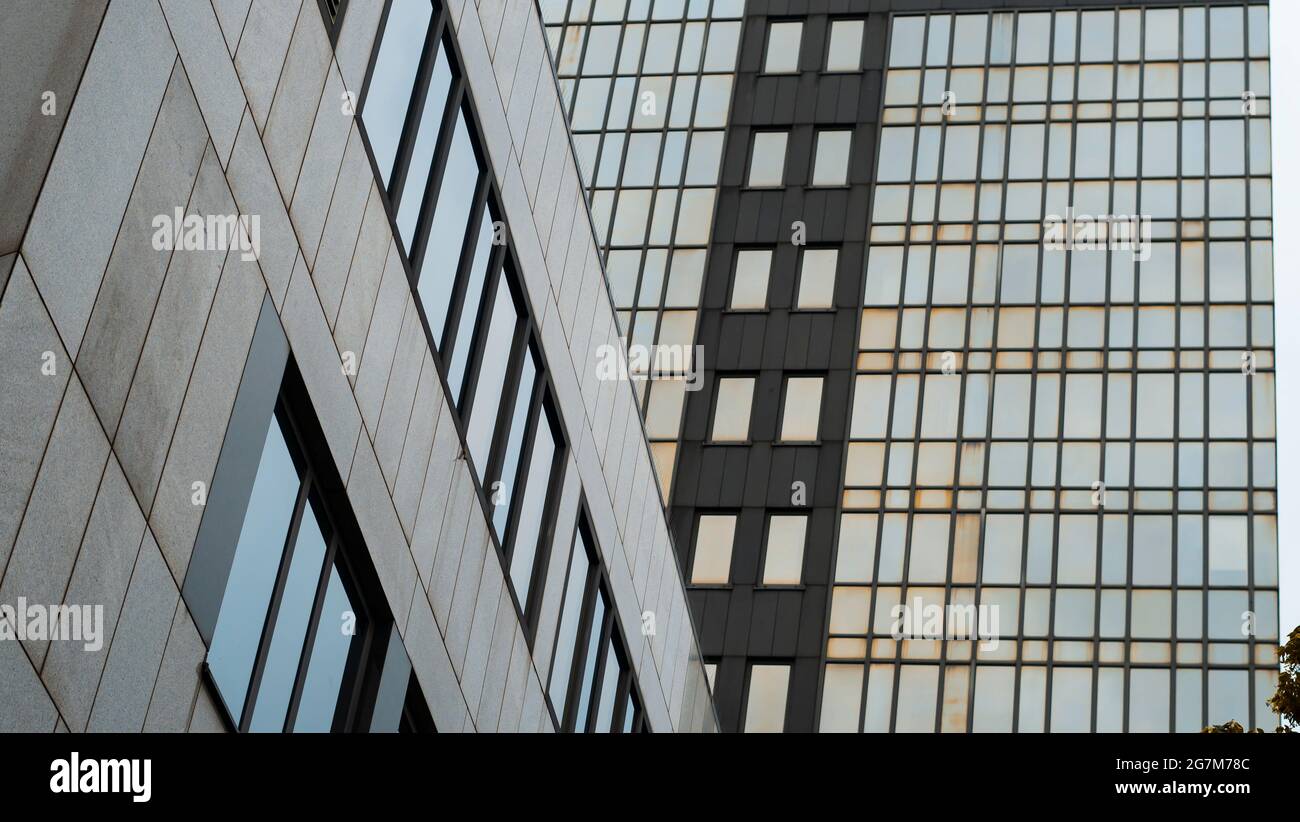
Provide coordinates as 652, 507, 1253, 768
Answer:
1266, 626, 1300, 729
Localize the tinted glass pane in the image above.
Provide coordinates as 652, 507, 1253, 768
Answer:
764, 515, 806, 584
396, 47, 453, 247
293, 566, 362, 731
447, 212, 494, 403
748, 132, 787, 186
363, 0, 433, 184
575, 593, 607, 730
732, 249, 771, 308
508, 404, 557, 605
208, 417, 302, 721
798, 249, 837, 307
691, 514, 736, 584
703, 20, 740, 70
622, 693, 637, 732
827, 20, 864, 71
418, 111, 481, 344
745, 664, 790, 732
712, 377, 754, 440
247, 500, 328, 732
548, 534, 591, 713
781, 377, 823, 441
765, 22, 802, 72
465, 273, 519, 475
593, 639, 621, 732
493, 350, 537, 538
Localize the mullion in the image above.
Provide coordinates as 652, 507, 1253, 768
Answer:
561, 566, 601, 731
1120, 4, 1149, 734
1169, 4, 1187, 734
323, 546, 378, 732
879, 9, 932, 736
610, 663, 633, 732
388, 12, 447, 209
993, 13, 1023, 735
452, 235, 506, 411
1237, 5, 1259, 733
437, 181, 492, 354
519, 389, 564, 634
958, 8, 997, 735
497, 348, 544, 565
482, 319, 533, 524
643, 15, 697, 375
825, 5, 901, 735
908, 9, 959, 734
541, 523, 581, 704
1041, 6, 1085, 734
410, 80, 469, 277
457, 261, 508, 436
238, 457, 313, 733
581, 610, 615, 732
282, 526, 338, 732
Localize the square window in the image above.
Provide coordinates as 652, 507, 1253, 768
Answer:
826, 20, 864, 71
732, 249, 772, 309
797, 249, 837, 308
780, 376, 823, 441
763, 515, 807, 585
744, 664, 790, 732
691, 514, 736, 584
748, 131, 788, 187
812, 130, 852, 186
764, 22, 802, 73
712, 377, 755, 441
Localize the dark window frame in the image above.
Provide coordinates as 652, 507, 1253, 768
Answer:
822, 17, 868, 74
546, 507, 648, 733
745, 128, 790, 189
761, 18, 804, 75
757, 510, 809, 589
353, 0, 571, 645
707, 372, 759, 444
686, 509, 741, 590
727, 244, 777, 312
775, 371, 827, 445
792, 244, 841, 312
191, 332, 427, 733
740, 659, 793, 733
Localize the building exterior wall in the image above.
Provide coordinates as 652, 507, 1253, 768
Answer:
821, 0, 1278, 734
0, 0, 714, 734
543, 0, 1279, 732
538, 0, 747, 498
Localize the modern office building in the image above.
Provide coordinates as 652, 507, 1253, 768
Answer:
543, 0, 1280, 732
0, 0, 715, 733
0, 0, 1281, 736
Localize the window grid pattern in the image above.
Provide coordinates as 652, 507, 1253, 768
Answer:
541, 0, 746, 493
822, 5, 1278, 734
358, 1, 574, 656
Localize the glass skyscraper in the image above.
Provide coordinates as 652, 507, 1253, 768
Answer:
541, 0, 747, 495
542, 0, 1280, 732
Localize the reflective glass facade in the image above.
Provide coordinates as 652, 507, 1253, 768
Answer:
543, 0, 1280, 733
541, 0, 746, 494
825, 4, 1278, 732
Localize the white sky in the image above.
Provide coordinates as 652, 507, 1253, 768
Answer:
1269, 3, 1296, 638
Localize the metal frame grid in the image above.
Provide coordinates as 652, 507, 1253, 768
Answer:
820, 3, 1278, 733
540, 0, 746, 495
